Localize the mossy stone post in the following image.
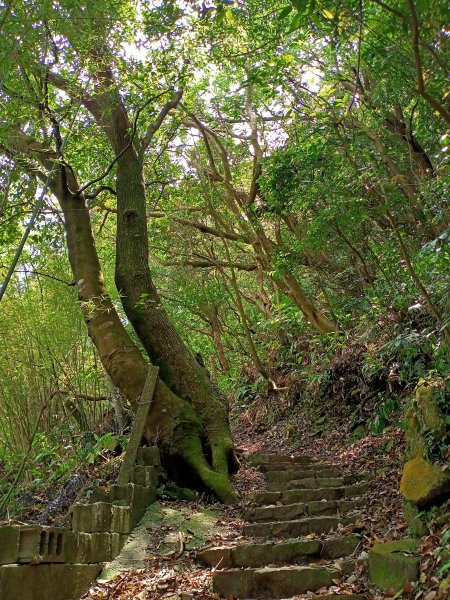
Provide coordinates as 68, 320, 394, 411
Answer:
117, 366, 159, 486
369, 539, 421, 592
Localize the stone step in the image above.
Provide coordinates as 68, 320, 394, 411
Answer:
267, 476, 344, 492
252, 482, 369, 506
245, 498, 364, 522
212, 562, 354, 599
198, 534, 361, 568
265, 466, 342, 481
257, 462, 334, 472
243, 514, 357, 539
243, 453, 315, 466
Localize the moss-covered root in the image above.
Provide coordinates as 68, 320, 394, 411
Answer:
209, 431, 240, 475
176, 429, 238, 505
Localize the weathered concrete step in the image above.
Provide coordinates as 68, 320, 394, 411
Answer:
245, 498, 364, 522
265, 466, 342, 481
258, 462, 334, 472
212, 562, 354, 599
244, 453, 315, 466
252, 482, 369, 506
267, 477, 344, 492
198, 534, 360, 568
243, 514, 356, 539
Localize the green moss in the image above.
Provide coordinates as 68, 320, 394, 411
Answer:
371, 539, 420, 555
416, 381, 446, 438
404, 502, 428, 538
369, 539, 420, 591
400, 457, 450, 506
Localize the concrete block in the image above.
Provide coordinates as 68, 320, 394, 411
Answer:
110, 533, 129, 558
60, 531, 77, 563
18, 526, 68, 563
0, 525, 20, 564
72, 502, 112, 533
136, 446, 160, 466
0, 562, 102, 600
89, 487, 110, 503
110, 505, 145, 534
132, 465, 158, 488
75, 532, 111, 563
110, 483, 152, 508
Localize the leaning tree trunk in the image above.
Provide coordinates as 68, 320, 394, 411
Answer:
41, 161, 237, 504
114, 148, 239, 476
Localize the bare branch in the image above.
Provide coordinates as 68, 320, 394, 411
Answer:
407, 0, 450, 126
150, 253, 257, 271
141, 88, 184, 151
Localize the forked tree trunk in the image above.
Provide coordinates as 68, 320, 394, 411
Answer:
48, 164, 237, 503
114, 149, 238, 476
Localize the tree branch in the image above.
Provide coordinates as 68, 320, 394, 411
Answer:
150, 253, 257, 271
407, 0, 450, 126
141, 88, 184, 151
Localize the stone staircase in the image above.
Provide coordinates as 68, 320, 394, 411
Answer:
199, 453, 369, 600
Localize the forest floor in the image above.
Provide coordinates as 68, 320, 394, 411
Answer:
82, 400, 449, 600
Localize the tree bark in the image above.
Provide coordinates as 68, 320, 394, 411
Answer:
10, 129, 237, 503
114, 147, 238, 478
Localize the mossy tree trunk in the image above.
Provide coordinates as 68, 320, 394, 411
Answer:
114, 147, 238, 477
12, 131, 237, 504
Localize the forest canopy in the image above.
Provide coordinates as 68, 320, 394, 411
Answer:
0, 0, 449, 506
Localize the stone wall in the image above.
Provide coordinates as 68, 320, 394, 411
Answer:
0, 446, 160, 600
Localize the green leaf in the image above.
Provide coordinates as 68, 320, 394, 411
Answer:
292, 0, 307, 10
289, 12, 304, 32
278, 5, 293, 20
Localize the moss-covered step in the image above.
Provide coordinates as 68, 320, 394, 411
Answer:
245, 498, 363, 523
400, 456, 450, 507
198, 534, 360, 568
265, 466, 342, 482
212, 563, 353, 599
243, 514, 357, 538
369, 539, 420, 592
251, 482, 369, 506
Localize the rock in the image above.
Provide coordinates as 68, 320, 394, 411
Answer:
400, 457, 450, 507
415, 379, 447, 438
404, 376, 448, 460
404, 501, 428, 537
404, 404, 425, 459
369, 539, 420, 592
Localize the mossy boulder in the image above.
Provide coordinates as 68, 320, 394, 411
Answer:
404, 404, 425, 459
415, 379, 446, 438
400, 457, 450, 507
369, 539, 420, 592
403, 376, 448, 460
